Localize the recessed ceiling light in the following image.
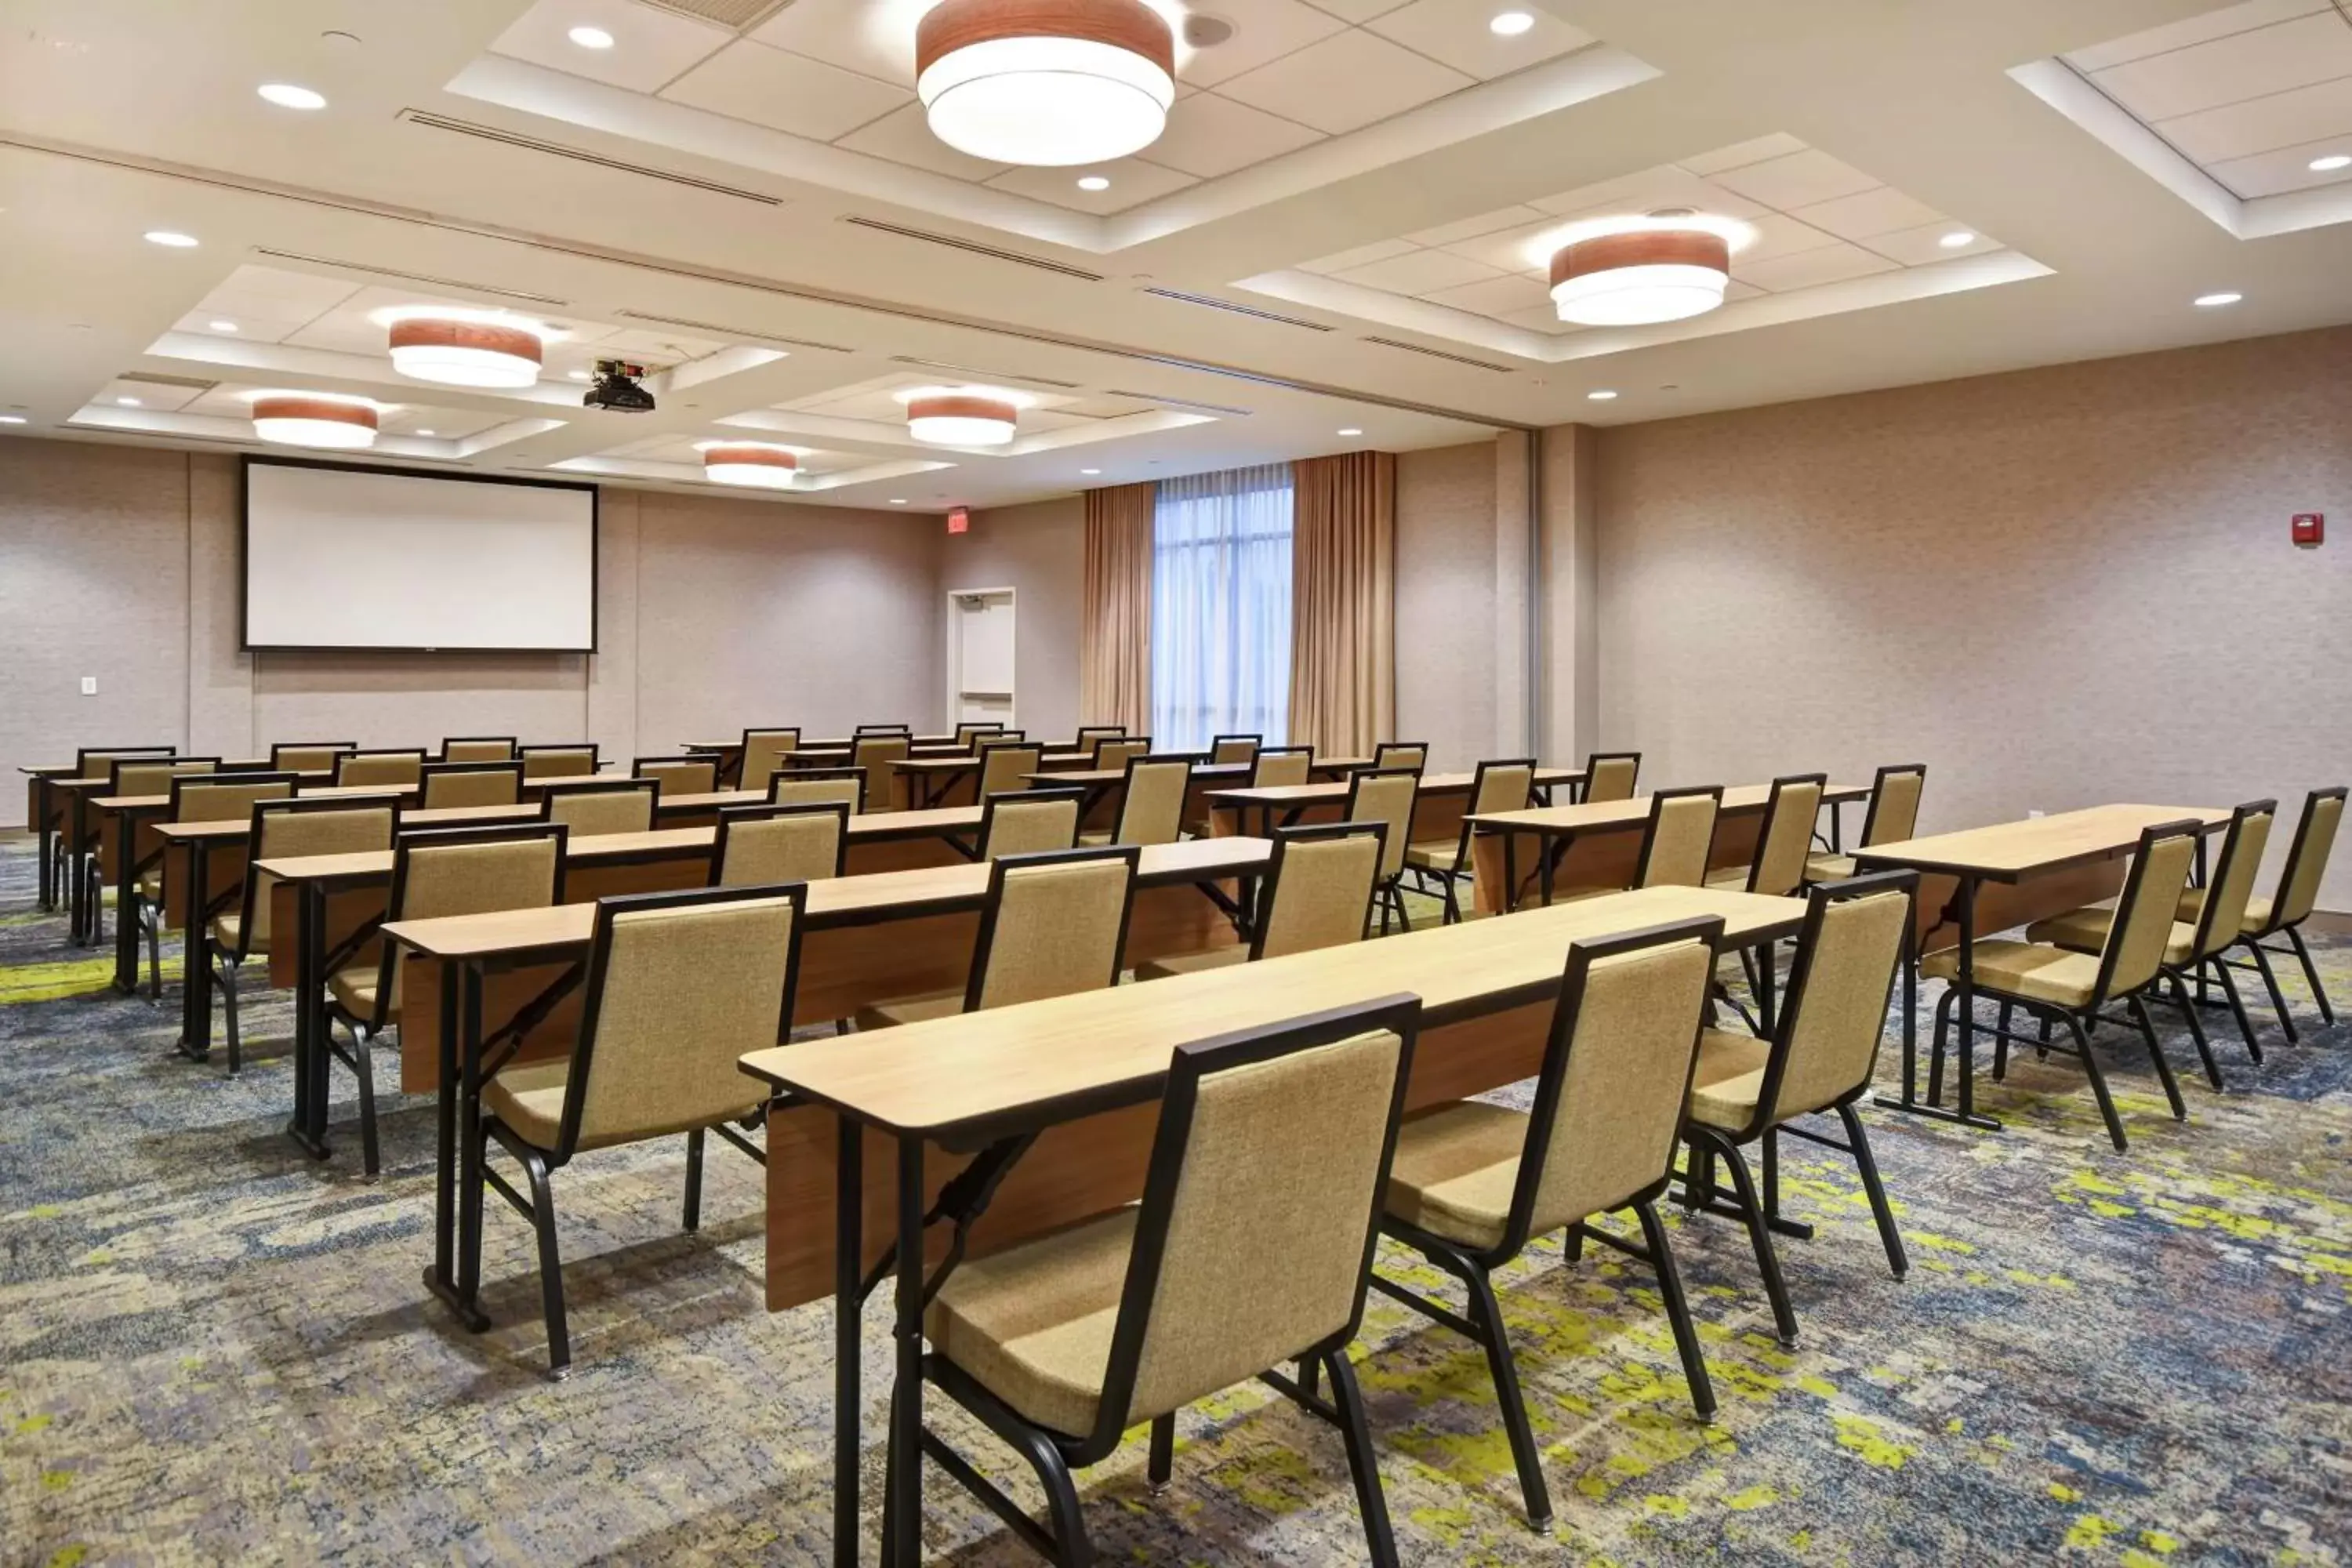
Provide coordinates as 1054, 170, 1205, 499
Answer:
2194, 292, 2243, 307
143, 230, 198, 248
415, 428, 435, 437
1076, 175, 1110, 191
257, 83, 326, 111
1587, 390, 1618, 401
0, 416, 26, 425
890, 498, 909, 505
1938, 230, 1976, 249
568, 25, 615, 49
1338, 426, 1363, 436
209, 319, 238, 333
2310, 154, 2351, 172
117, 397, 142, 407
1080, 467, 1101, 474
1490, 11, 1536, 34
569, 369, 590, 380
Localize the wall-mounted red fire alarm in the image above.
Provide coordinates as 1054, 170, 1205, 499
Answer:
946, 506, 970, 535
2292, 512, 2323, 547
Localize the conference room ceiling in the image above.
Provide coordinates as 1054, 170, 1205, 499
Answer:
1, 0, 2348, 510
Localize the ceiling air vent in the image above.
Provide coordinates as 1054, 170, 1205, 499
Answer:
840, 216, 1105, 281
1139, 288, 1334, 331
1104, 389, 1254, 416
889, 356, 1083, 390
1361, 336, 1515, 372
117, 371, 219, 390
616, 309, 855, 354
397, 111, 783, 205
640, 0, 793, 29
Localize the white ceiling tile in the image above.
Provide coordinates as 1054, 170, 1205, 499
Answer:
1297, 0, 1416, 20
1735, 211, 1846, 263
833, 101, 1011, 180
1214, 29, 1476, 136
2154, 74, 2352, 163
173, 310, 296, 344
747, 0, 915, 86
1677, 131, 1809, 176
1530, 164, 1765, 220
1860, 221, 2000, 266
1708, 147, 1882, 209
196, 266, 365, 324
1148, 92, 1324, 177
1364, 0, 1594, 81
1722, 278, 1766, 303
1300, 237, 1421, 274
488, 0, 733, 93
985, 157, 1198, 211
1501, 303, 1573, 333
1418, 271, 1553, 317
2063, 0, 2328, 72
662, 41, 910, 142
1788, 185, 1945, 241
2206, 131, 2352, 196
1174, 0, 1350, 89
2088, 13, 2352, 122
1404, 203, 1551, 247
101, 377, 206, 414
1331, 247, 1504, 295
1439, 217, 1567, 274
1734, 243, 1900, 293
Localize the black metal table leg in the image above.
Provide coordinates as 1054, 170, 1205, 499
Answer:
456, 962, 489, 1320
1503, 831, 1519, 915
1878, 877, 2000, 1131
176, 836, 212, 1062
835, 1116, 864, 1568
35, 778, 55, 911
884, 1134, 924, 1567
286, 880, 332, 1159
425, 956, 488, 1329
112, 811, 141, 993
68, 792, 89, 944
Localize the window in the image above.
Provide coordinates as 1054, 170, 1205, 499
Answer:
1150, 463, 1292, 750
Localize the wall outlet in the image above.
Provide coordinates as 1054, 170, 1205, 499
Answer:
2027, 808, 2045, 818
79, 676, 96, 696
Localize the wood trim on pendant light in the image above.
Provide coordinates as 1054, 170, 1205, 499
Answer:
915, 0, 1176, 79
905, 392, 1019, 426
1548, 229, 1730, 289
250, 395, 379, 433
386, 316, 544, 367
702, 445, 797, 473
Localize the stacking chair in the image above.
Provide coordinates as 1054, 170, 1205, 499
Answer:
1347, 768, 1421, 934
327, 823, 566, 1178
1579, 750, 1641, 804
1806, 764, 1926, 883
269, 742, 354, 775
1403, 757, 1534, 924
1073, 724, 1126, 754
978, 787, 1083, 860
134, 772, 296, 998
1210, 732, 1263, 765
475, 882, 806, 1377
855, 845, 1138, 1029
2190, 786, 2343, 1041
853, 734, 913, 813
61, 746, 173, 912
334, 750, 426, 789
975, 740, 1044, 803
632, 756, 719, 799
1376, 917, 1724, 1532
93, 757, 217, 943
2029, 800, 2275, 1087
1920, 819, 2201, 1150
772, 765, 866, 813
1704, 773, 1826, 1022
1093, 735, 1151, 771
540, 778, 656, 837
1371, 741, 1427, 773
1635, 786, 1723, 888
1679, 873, 1915, 1348
855, 721, 912, 737
1136, 821, 1384, 979
738, 728, 801, 793
442, 736, 517, 763
1251, 746, 1314, 789
419, 761, 523, 810
953, 721, 1004, 749
520, 744, 599, 782
1078, 754, 1192, 848
921, 998, 1419, 1568
211, 797, 398, 1075
712, 802, 848, 885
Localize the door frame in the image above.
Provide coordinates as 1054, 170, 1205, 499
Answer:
945, 585, 1018, 730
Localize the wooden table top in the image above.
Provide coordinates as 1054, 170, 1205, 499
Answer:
1853, 804, 2228, 882
1208, 766, 1583, 807
149, 802, 543, 844
683, 735, 960, 753
256, 826, 715, 887
738, 884, 1802, 1137
92, 782, 413, 815
1029, 761, 1257, 788
1467, 781, 1872, 836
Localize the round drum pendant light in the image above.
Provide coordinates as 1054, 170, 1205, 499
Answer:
916, 0, 1177, 167
699, 441, 800, 488
250, 393, 379, 450
381, 310, 549, 389
1537, 213, 1751, 327
899, 387, 1025, 446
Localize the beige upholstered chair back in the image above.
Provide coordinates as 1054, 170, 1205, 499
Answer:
1525, 935, 1714, 1235
852, 735, 911, 812
1095, 738, 1150, 771
386, 834, 562, 1011
246, 804, 396, 949
339, 753, 425, 789
954, 724, 1000, 750
2194, 806, 2274, 959
1251, 750, 1313, 789
1584, 754, 1639, 804
521, 747, 597, 782
1124, 1029, 1406, 1425
2278, 791, 2344, 927
1751, 777, 1827, 896
442, 738, 516, 764
176, 777, 293, 824
1639, 793, 1719, 888
1865, 768, 1926, 847
982, 794, 1080, 860
1114, 760, 1192, 846
1471, 761, 1536, 817
571, 896, 795, 1147
270, 745, 348, 774
116, 759, 215, 797
1348, 771, 1419, 880
1768, 888, 1909, 1121
1211, 736, 1261, 765
2100, 830, 2200, 997
739, 730, 800, 792
976, 744, 1043, 801
717, 808, 843, 885
1259, 831, 1382, 958
975, 855, 1134, 1010
85, 750, 172, 784
774, 772, 865, 814
422, 766, 521, 810
637, 759, 717, 798
546, 785, 655, 837
1374, 744, 1427, 773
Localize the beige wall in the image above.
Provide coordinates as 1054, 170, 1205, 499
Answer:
1592, 325, 2352, 907
1396, 441, 1502, 769
949, 496, 1083, 743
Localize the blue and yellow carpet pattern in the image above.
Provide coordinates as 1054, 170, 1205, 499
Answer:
1, 836, 2347, 1566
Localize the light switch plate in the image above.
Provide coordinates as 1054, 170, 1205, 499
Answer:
79, 676, 96, 695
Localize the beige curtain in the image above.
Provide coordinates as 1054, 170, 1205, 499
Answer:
1288, 452, 1396, 757
1080, 481, 1155, 732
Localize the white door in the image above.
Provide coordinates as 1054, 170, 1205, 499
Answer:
949, 589, 1016, 726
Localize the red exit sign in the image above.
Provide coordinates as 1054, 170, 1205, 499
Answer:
946, 506, 971, 535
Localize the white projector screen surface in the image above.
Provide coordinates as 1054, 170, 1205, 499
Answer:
244, 462, 596, 651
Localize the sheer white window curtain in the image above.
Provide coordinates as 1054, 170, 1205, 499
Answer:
1150, 464, 1293, 750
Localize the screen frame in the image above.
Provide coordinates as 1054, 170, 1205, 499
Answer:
238, 454, 601, 655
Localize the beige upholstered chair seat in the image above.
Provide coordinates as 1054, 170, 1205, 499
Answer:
1403, 839, 1461, 872
137, 869, 163, 901
1687, 1029, 1773, 1131
1919, 940, 2100, 1007
2025, 905, 2195, 967
210, 911, 259, 955
328, 967, 384, 1019
1075, 829, 1115, 847
1805, 852, 1858, 882
1133, 946, 1247, 981
1382, 1101, 1533, 1250
855, 990, 964, 1030
483, 1058, 759, 1153
1701, 868, 1751, 892
2174, 886, 2270, 933
923, 1208, 1136, 1437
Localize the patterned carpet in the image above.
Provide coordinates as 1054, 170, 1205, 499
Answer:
2, 833, 2347, 1567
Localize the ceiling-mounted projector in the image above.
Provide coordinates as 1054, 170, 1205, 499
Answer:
584, 358, 655, 413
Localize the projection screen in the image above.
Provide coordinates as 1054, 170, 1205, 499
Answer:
242, 459, 597, 652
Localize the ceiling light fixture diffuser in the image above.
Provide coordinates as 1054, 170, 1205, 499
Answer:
698, 441, 800, 489
898, 386, 1029, 445
916, 0, 1177, 167
257, 83, 327, 110
250, 393, 379, 451
2310, 154, 2350, 172
379, 309, 550, 388
1541, 213, 1751, 327
1490, 11, 1535, 34
568, 25, 615, 49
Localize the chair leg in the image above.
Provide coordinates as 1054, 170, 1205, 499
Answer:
1461, 1261, 1553, 1533
1324, 1350, 1400, 1568
1992, 1000, 2012, 1081
1836, 1103, 1907, 1279
1927, 985, 1955, 1105
517, 1145, 572, 1379
1632, 1199, 1716, 1421
2166, 972, 2223, 1090
1147, 1413, 1174, 1494
348, 1023, 382, 1181
683, 1128, 706, 1232
2212, 959, 2262, 1064
1692, 1127, 1799, 1348
145, 907, 162, 1000
1441, 871, 1461, 926
220, 958, 243, 1078
2245, 940, 2299, 1045
2127, 993, 2186, 1121
2285, 926, 2336, 1025
2063, 1012, 2128, 1152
